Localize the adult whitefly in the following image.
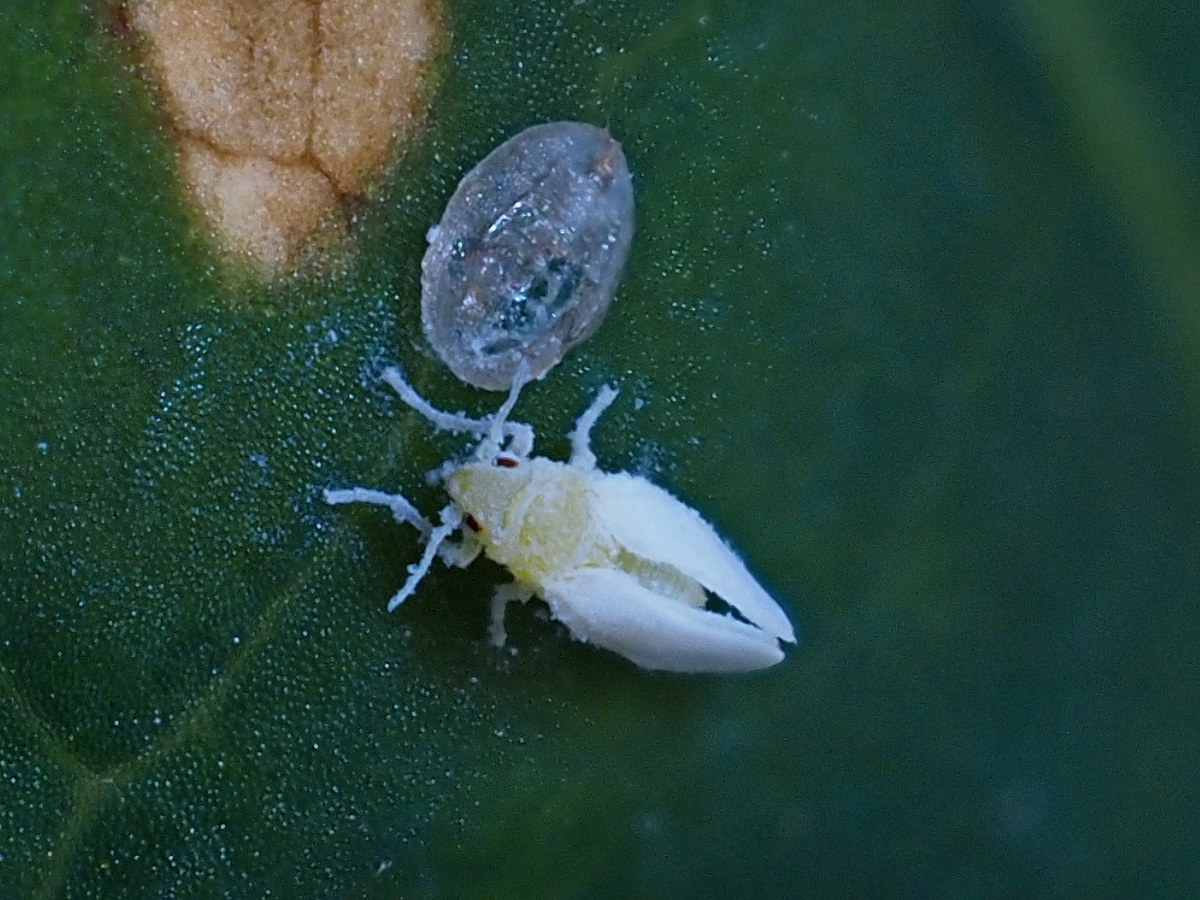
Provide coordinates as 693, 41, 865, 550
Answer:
421, 121, 635, 390
323, 367, 796, 674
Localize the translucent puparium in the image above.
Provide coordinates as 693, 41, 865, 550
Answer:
422, 121, 635, 390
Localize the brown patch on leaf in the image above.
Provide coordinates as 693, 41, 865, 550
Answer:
127, 0, 440, 277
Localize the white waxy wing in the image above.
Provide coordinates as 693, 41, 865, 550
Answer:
541, 567, 785, 672
590, 472, 796, 643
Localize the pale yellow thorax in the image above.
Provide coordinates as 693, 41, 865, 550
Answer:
446, 458, 612, 584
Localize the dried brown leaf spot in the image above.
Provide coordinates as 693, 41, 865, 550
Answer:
128, 0, 441, 277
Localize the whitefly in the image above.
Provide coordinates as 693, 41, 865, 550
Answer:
421, 121, 635, 390
324, 368, 796, 673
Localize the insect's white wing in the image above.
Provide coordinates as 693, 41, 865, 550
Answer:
541, 567, 784, 672
591, 472, 796, 643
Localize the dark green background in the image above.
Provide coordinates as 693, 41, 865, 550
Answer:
2, 0, 1197, 896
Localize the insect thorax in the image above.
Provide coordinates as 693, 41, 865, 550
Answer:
446, 458, 608, 583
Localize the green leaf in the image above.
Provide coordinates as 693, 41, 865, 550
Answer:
3, 0, 1199, 896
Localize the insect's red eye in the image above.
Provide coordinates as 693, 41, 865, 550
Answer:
464, 514, 482, 533
493, 455, 519, 468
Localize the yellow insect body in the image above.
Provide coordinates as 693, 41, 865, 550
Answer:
447, 460, 600, 585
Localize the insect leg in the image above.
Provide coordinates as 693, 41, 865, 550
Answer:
380, 366, 534, 455
484, 359, 530, 450
489, 581, 534, 647
323, 487, 433, 536
387, 505, 463, 611
326, 487, 477, 571
502, 421, 534, 458
568, 385, 618, 469
440, 527, 483, 569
